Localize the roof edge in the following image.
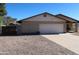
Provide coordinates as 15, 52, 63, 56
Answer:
17, 12, 55, 22
17, 12, 79, 23
55, 14, 79, 22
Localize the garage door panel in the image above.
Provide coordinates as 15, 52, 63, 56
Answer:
39, 24, 64, 34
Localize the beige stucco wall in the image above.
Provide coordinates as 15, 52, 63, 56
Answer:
20, 22, 66, 34
56, 15, 76, 22
20, 22, 39, 34
20, 14, 67, 34
24, 14, 66, 22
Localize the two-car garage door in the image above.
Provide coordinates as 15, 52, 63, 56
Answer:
39, 24, 64, 34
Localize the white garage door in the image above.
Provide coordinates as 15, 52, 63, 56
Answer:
39, 24, 64, 34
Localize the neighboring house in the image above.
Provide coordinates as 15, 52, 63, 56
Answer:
3, 16, 16, 26
17, 12, 79, 34
0, 16, 17, 35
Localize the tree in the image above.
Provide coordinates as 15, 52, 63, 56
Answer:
0, 4, 16, 26
0, 16, 3, 25
0, 3, 7, 16
0, 3, 7, 25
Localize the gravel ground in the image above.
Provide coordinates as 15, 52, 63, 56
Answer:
72, 32, 79, 36
0, 35, 77, 55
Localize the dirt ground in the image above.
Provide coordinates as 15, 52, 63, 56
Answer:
0, 35, 77, 55
72, 32, 79, 36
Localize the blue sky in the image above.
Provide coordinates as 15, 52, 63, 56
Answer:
6, 3, 79, 20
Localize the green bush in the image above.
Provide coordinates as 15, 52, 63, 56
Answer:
0, 16, 3, 26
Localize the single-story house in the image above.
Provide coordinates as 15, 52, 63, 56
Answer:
17, 12, 79, 34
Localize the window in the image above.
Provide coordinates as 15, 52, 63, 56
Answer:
43, 14, 47, 17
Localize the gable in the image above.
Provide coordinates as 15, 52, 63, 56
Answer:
56, 14, 78, 22
21, 13, 66, 22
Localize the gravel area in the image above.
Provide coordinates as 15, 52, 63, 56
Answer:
0, 35, 77, 55
72, 32, 79, 36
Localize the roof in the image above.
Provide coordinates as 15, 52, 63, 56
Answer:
18, 12, 55, 23
55, 14, 79, 22
18, 12, 79, 23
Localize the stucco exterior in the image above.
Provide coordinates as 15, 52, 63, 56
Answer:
21, 22, 39, 34
17, 12, 78, 34
23, 14, 66, 22
19, 13, 66, 34
20, 21, 66, 34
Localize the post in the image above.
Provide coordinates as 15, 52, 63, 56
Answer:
75, 23, 78, 32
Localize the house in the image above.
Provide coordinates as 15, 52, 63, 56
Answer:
0, 16, 17, 35
17, 12, 79, 34
3, 16, 16, 26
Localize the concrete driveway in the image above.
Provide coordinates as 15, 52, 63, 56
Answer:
42, 33, 79, 54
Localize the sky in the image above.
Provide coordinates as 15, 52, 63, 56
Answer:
6, 3, 79, 20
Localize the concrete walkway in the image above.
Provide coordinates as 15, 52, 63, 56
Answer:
42, 33, 79, 54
